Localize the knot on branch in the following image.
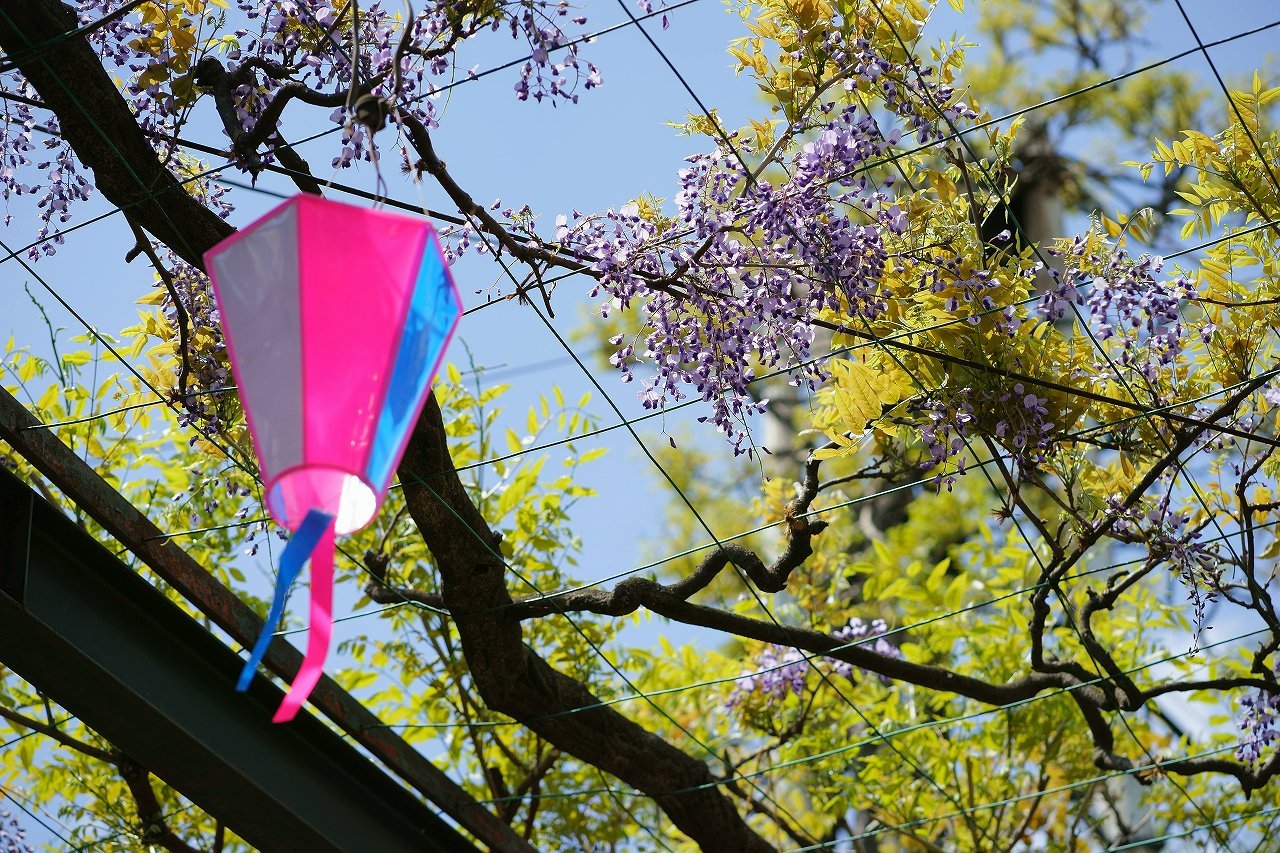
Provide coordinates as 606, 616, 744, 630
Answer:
364, 549, 390, 583
353, 93, 391, 133
610, 577, 656, 614
784, 505, 828, 541
192, 56, 224, 90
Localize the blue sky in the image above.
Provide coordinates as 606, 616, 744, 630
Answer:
3, 0, 1280, 845
4, 0, 1279, 587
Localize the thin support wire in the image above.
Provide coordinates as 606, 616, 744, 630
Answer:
1166, 15, 1280, 851
0, 784, 75, 849
466, 623, 1269, 807
861, 3, 1245, 847
372, 523, 1276, 735
1173, 0, 1280, 204
785, 743, 1266, 852
447, 223, 818, 841
509, 10, 995, 837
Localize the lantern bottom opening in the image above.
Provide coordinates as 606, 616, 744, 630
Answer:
267, 466, 378, 536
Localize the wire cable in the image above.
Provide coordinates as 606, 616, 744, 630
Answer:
860, 4, 1250, 846
461, 624, 1268, 808
1173, 0, 1280, 205
446, 219, 820, 841
374, 512, 1278, 734
0, 784, 75, 849
4, 4, 1279, 845
1164, 9, 1280, 842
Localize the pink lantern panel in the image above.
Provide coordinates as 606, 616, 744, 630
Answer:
205, 193, 461, 721
209, 194, 459, 536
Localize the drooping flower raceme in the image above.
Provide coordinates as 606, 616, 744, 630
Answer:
1, 0, 602, 259
1237, 681, 1280, 765
560, 41, 976, 454
1039, 240, 1195, 386
0, 810, 33, 853
728, 618, 901, 707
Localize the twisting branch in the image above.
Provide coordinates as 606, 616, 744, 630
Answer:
489, 747, 560, 824
0, 707, 203, 851
192, 0, 488, 185
391, 393, 775, 851
269, 133, 324, 195
0, 706, 114, 764
394, 107, 612, 303
193, 56, 348, 180
0, 0, 235, 268
116, 754, 203, 853
491, 448, 1093, 708
503, 550, 1085, 707
125, 216, 192, 404
362, 548, 446, 611
1092, 741, 1280, 797
1027, 371, 1273, 701
1077, 560, 1155, 710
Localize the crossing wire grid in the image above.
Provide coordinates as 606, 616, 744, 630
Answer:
2, 1, 1280, 850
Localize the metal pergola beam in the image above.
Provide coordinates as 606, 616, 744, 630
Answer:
0, 465, 477, 852
0, 387, 530, 852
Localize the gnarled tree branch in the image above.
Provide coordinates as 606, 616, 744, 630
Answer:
394, 393, 773, 851
0, 0, 233, 268
117, 754, 203, 853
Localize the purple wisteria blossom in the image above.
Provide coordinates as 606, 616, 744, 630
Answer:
828, 617, 900, 682
1100, 488, 1221, 637
557, 38, 976, 453
1237, 681, 1280, 765
0, 811, 32, 853
916, 393, 975, 491
728, 618, 901, 707
1039, 241, 1194, 383
2, 0, 598, 256
913, 380, 1056, 490
728, 645, 810, 704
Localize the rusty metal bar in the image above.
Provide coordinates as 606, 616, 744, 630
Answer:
0, 465, 472, 852
0, 387, 531, 852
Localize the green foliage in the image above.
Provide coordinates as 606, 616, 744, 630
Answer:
1, 324, 637, 847
8, 0, 1280, 850
590, 5, 1280, 850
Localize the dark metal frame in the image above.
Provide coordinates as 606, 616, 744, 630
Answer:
0, 386, 531, 851
0, 464, 478, 852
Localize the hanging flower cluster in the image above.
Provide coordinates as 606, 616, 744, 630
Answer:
0, 810, 32, 853
2, 0, 600, 255
1237, 678, 1280, 765
915, 393, 975, 490
727, 618, 901, 707
1040, 240, 1195, 384
558, 37, 976, 454
911, 378, 1058, 490
0, 94, 94, 259
1099, 485, 1222, 638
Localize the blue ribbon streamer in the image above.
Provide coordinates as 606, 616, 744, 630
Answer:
237, 508, 335, 692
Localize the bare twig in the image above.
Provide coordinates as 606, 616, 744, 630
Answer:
125, 216, 192, 404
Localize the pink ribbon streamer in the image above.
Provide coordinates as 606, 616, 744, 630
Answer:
272, 525, 335, 723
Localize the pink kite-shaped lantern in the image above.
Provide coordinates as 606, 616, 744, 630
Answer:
205, 194, 461, 722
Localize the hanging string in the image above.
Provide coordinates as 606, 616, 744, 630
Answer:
235, 509, 335, 704
272, 522, 337, 722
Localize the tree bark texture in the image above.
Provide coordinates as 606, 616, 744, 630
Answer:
396, 395, 773, 851
0, 3, 772, 848
0, 1, 233, 269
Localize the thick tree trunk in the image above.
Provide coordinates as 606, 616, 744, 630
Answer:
0, 3, 772, 847
397, 395, 773, 851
